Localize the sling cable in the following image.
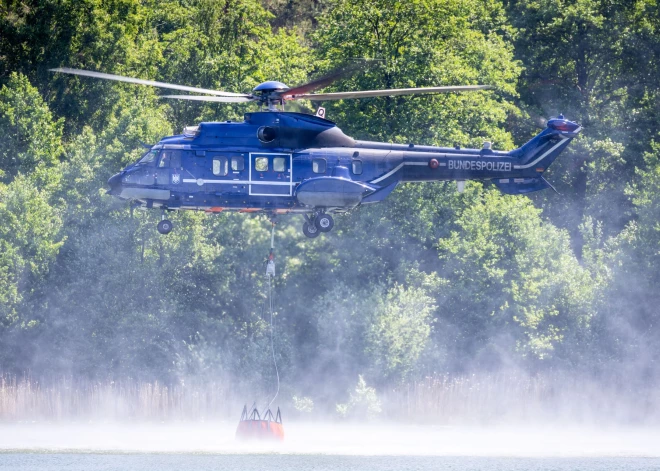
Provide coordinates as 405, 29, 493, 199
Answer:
235, 219, 284, 441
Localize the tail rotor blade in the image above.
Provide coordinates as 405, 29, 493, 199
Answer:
50, 68, 250, 98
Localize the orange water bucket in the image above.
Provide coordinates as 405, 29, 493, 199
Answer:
235, 405, 284, 441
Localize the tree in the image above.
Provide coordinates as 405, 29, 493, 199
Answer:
366, 284, 435, 383
312, 0, 521, 148
0, 73, 63, 185
0, 176, 64, 332
506, 0, 660, 241
435, 184, 597, 365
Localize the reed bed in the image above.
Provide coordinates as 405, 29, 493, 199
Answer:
382, 372, 660, 424
0, 375, 243, 422
1, 373, 657, 423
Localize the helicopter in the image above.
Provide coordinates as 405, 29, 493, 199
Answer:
50, 65, 581, 237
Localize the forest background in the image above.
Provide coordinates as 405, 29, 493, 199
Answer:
1, 0, 660, 423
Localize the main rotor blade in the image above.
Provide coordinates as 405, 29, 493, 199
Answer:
160, 94, 255, 103
50, 68, 250, 98
289, 85, 494, 101
281, 60, 375, 97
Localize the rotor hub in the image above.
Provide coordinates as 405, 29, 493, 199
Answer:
252, 81, 290, 110
253, 81, 289, 94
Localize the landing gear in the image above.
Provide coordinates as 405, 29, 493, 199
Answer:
302, 220, 320, 238
302, 212, 334, 238
315, 213, 334, 233
157, 219, 173, 234
158, 209, 173, 235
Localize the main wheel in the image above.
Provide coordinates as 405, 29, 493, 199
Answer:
302, 221, 320, 238
157, 219, 173, 235
315, 213, 334, 233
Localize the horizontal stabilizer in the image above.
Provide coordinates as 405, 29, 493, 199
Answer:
493, 177, 551, 195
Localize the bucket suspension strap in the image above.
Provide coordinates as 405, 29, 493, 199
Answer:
265, 220, 279, 411
270, 220, 275, 252
266, 221, 275, 278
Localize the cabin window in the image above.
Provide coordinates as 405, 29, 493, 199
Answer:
159, 151, 182, 169
273, 157, 286, 172
312, 159, 326, 174
231, 156, 245, 171
213, 157, 228, 176
352, 160, 363, 175
255, 157, 269, 172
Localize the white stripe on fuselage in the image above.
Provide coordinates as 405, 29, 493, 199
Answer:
369, 131, 579, 182
513, 137, 570, 169
370, 161, 446, 184
182, 179, 293, 186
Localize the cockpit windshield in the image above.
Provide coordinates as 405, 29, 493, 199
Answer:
137, 150, 158, 165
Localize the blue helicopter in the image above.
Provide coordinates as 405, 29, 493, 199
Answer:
51, 66, 581, 237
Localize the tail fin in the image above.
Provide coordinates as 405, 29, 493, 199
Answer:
494, 116, 581, 195
509, 116, 581, 172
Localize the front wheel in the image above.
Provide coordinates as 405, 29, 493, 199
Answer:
302, 221, 320, 238
315, 213, 334, 233
157, 219, 173, 235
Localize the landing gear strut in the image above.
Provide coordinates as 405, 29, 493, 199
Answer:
302, 212, 334, 238
158, 209, 173, 235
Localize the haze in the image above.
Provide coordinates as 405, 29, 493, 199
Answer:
2, 0, 660, 465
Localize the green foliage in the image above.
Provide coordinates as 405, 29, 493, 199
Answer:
312, 0, 521, 147
507, 0, 660, 239
336, 375, 382, 419
0, 73, 63, 185
0, 0, 657, 400
366, 285, 435, 382
436, 184, 596, 361
631, 142, 660, 264
0, 176, 64, 327
292, 395, 314, 413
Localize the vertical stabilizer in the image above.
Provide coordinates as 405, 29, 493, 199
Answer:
494, 116, 581, 195
509, 116, 581, 172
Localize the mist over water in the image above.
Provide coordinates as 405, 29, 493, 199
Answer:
3, 0, 660, 469
0, 421, 659, 457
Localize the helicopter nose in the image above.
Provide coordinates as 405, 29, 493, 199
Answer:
107, 172, 122, 195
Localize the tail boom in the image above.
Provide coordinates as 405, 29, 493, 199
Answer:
357, 115, 581, 197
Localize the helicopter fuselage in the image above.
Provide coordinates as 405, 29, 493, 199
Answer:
107, 111, 581, 236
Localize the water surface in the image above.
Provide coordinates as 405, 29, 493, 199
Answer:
2, 422, 660, 470
2, 454, 660, 471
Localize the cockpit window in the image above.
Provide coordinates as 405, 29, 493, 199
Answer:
138, 150, 158, 165
159, 150, 182, 168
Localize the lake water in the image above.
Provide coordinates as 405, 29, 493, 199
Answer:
1, 422, 659, 470
2, 454, 660, 471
